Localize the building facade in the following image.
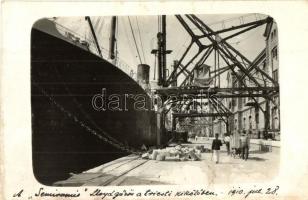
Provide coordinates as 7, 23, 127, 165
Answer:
224, 20, 280, 140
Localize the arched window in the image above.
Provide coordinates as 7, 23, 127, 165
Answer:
243, 117, 246, 130
249, 115, 252, 129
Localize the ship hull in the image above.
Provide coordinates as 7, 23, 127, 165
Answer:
31, 19, 157, 185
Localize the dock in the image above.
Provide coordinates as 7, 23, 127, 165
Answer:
54, 141, 279, 186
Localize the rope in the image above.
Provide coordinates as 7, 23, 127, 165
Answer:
93, 17, 100, 31
114, 16, 119, 64
32, 81, 141, 154
135, 16, 147, 64
120, 18, 139, 66
158, 16, 160, 32
228, 27, 260, 45
127, 16, 143, 64
97, 17, 105, 35
173, 35, 190, 60
153, 53, 157, 80
53, 66, 122, 146
96, 17, 105, 50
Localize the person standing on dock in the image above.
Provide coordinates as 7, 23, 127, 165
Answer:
224, 134, 231, 155
212, 133, 223, 164
240, 131, 250, 161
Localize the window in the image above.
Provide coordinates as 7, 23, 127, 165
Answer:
249, 116, 252, 129
272, 107, 279, 130
273, 69, 278, 82
271, 29, 277, 40
271, 32, 274, 40
262, 61, 266, 70
255, 112, 259, 124
243, 117, 246, 130
232, 98, 237, 107
243, 97, 246, 104
271, 47, 278, 60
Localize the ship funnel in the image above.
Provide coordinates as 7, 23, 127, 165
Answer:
137, 64, 150, 90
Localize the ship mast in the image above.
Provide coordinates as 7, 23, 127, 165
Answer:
85, 16, 103, 58
109, 16, 117, 60
152, 15, 172, 87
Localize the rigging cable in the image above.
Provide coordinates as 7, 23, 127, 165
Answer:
34, 82, 141, 154
33, 66, 141, 154
93, 17, 100, 31
173, 35, 190, 60
228, 27, 261, 45
97, 17, 105, 36
96, 17, 105, 54
158, 15, 161, 32
115, 17, 119, 65
53, 67, 124, 147
135, 16, 147, 64
153, 53, 157, 80
121, 17, 139, 66
128, 16, 143, 64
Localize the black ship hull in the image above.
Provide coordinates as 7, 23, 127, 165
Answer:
31, 19, 157, 185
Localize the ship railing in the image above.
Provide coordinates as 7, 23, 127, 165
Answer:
52, 19, 137, 81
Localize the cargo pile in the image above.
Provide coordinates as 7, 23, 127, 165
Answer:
141, 145, 209, 161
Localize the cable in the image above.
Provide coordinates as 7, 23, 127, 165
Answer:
96, 17, 105, 49
128, 16, 143, 65
158, 15, 161, 32
53, 66, 122, 146
115, 17, 119, 64
153, 53, 157, 80
33, 81, 140, 154
120, 17, 139, 66
228, 27, 261, 45
97, 17, 105, 35
93, 17, 100, 31
173, 35, 190, 60
135, 16, 147, 64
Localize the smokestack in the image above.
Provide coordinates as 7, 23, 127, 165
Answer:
137, 64, 150, 90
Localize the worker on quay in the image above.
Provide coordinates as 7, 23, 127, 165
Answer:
240, 130, 250, 161
230, 131, 241, 158
223, 133, 231, 155
211, 133, 223, 164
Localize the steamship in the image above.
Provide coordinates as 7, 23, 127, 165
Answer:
31, 18, 157, 185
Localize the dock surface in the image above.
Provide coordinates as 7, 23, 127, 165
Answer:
54, 141, 279, 186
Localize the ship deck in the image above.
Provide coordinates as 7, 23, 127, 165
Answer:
53, 140, 280, 186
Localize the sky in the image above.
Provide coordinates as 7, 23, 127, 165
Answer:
54, 14, 269, 87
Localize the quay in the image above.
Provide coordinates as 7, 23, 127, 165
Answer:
54, 139, 279, 186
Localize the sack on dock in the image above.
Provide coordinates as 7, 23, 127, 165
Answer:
160, 149, 171, 157
180, 157, 188, 161
169, 149, 180, 157
175, 145, 182, 151
156, 154, 166, 161
141, 153, 149, 159
152, 150, 159, 160
187, 151, 201, 161
165, 155, 180, 161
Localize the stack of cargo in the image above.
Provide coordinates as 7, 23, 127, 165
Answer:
141, 145, 204, 161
